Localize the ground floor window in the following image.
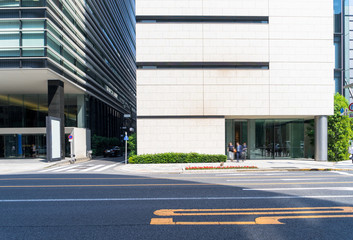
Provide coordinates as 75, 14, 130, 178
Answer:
225, 119, 313, 159
0, 134, 46, 158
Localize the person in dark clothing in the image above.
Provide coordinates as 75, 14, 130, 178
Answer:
227, 142, 234, 161
236, 142, 242, 162
242, 142, 247, 161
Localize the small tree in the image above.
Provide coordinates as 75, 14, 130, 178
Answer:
128, 133, 137, 156
328, 93, 353, 161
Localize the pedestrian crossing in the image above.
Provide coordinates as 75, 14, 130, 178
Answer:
39, 163, 120, 173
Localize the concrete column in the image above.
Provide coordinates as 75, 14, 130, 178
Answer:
315, 116, 328, 161
77, 94, 86, 128
48, 80, 65, 159
247, 120, 256, 159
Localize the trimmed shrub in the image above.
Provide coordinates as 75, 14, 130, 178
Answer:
128, 152, 227, 164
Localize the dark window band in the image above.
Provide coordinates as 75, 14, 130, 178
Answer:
137, 62, 269, 70
136, 16, 268, 24
137, 116, 225, 119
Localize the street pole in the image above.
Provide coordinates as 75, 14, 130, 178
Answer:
125, 131, 127, 164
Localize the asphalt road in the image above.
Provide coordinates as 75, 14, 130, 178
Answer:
0, 171, 353, 240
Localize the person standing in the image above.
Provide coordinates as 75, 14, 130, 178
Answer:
236, 142, 242, 162
242, 142, 247, 162
227, 142, 235, 161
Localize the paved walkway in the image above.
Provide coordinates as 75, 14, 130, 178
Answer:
0, 158, 352, 175
0, 158, 86, 175
115, 159, 353, 174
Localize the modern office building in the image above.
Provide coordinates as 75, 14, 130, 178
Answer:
336, 0, 353, 99
0, 0, 136, 158
136, 0, 334, 160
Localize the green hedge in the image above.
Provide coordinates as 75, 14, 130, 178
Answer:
128, 152, 227, 164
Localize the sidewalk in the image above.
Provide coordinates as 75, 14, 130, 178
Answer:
115, 159, 353, 174
0, 158, 352, 175
0, 157, 89, 175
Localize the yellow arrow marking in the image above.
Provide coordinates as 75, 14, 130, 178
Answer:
151, 207, 353, 225
154, 206, 353, 216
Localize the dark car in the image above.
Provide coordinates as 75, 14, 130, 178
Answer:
103, 146, 122, 157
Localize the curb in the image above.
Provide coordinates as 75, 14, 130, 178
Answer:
182, 168, 353, 173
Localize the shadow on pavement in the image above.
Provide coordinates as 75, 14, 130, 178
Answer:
0, 172, 352, 240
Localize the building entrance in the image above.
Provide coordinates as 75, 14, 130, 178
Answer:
226, 119, 306, 159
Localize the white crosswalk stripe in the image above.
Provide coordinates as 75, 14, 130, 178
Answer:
80, 165, 105, 172
39, 165, 71, 173
38, 163, 119, 173
93, 163, 119, 172
52, 165, 80, 172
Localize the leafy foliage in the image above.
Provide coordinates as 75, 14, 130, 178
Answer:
91, 135, 120, 156
128, 152, 227, 164
328, 93, 353, 161
127, 133, 137, 156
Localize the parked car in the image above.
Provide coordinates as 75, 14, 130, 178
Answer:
104, 146, 122, 157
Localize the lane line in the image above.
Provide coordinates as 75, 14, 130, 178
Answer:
0, 175, 343, 181
1, 195, 353, 203
1, 181, 353, 188
226, 178, 331, 182
280, 178, 329, 181
217, 173, 305, 176
243, 187, 353, 191
334, 171, 353, 176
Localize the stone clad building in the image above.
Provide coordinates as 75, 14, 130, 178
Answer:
136, 0, 334, 160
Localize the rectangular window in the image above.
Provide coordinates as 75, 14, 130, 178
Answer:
0, 0, 20, 7
334, 36, 341, 69
22, 20, 45, 30
22, 31, 45, 57
0, 20, 20, 57
22, 0, 45, 7
0, 32, 20, 57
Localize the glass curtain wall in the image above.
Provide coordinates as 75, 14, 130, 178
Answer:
226, 119, 305, 159
0, 134, 46, 158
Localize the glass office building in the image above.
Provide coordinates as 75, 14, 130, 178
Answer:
0, 0, 136, 158
335, 0, 353, 100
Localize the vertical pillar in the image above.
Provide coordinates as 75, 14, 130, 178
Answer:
315, 116, 328, 161
48, 80, 65, 159
77, 94, 85, 128
247, 120, 256, 159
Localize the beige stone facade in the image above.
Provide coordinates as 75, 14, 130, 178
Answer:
136, 0, 334, 155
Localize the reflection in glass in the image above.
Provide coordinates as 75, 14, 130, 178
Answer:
226, 119, 305, 159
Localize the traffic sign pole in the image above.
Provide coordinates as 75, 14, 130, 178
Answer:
124, 132, 128, 164
68, 134, 75, 163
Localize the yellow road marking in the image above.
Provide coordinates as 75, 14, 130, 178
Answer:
150, 218, 256, 225
154, 206, 353, 216
150, 207, 353, 225
255, 214, 353, 224
0, 175, 341, 181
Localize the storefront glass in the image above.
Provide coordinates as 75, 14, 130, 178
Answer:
0, 134, 46, 158
226, 119, 306, 159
